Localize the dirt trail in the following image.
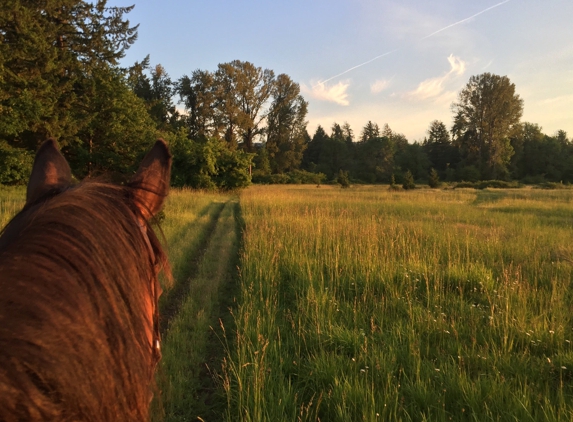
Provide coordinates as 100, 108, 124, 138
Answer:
159, 200, 227, 336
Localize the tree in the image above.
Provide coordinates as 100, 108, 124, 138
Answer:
452, 73, 523, 179
214, 60, 275, 151
360, 121, 380, 142
402, 170, 416, 190
265, 74, 309, 173
177, 69, 220, 140
353, 136, 394, 183
423, 120, 458, 174
395, 142, 430, 181
168, 129, 253, 189
428, 168, 441, 188
128, 57, 180, 132
512, 123, 573, 182
337, 170, 350, 188
0, 0, 138, 149
303, 125, 329, 171
65, 68, 158, 178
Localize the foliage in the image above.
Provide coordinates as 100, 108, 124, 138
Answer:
177, 61, 275, 152
423, 120, 459, 177
402, 169, 416, 190
253, 169, 326, 185
452, 73, 523, 179
455, 180, 522, 189
0, 0, 138, 149
337, 169, 350, 188
360, 121, 380, 142
168, 130, 253, 190
0, 142, 33, 185
127, 56, 181, 132
428, 168, 441, 188
65, 69, 158, 178
265, 74, 309, 173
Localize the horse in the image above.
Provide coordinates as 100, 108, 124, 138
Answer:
0, 139, 172, 421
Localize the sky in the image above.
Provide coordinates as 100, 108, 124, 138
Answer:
108, 0, 573, 142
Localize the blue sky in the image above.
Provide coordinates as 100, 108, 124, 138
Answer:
109, 0, 573, 142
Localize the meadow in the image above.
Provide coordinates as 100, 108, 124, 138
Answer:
225, 185, 573, 422
2, 185, 573, 421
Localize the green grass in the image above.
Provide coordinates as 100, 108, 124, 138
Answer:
156, 198, 239, 421
223, 185, 573, 421
0, 186, 25, 227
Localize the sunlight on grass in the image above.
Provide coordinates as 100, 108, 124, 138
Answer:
224, 185, 573, 421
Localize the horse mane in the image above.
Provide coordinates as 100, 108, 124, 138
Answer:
0, 179, 170, 421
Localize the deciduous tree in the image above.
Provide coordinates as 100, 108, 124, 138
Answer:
452, 73, 523, 179
266, 74, 309, 173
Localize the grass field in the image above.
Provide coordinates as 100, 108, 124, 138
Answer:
2, 185, 573, 421
224, 185, 573, 422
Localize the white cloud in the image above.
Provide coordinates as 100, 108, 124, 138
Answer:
405, 54, 466, 101
302, 81, 350, 106
371, 79, 390, 94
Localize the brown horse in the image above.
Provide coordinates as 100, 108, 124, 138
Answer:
0, 139, 172, 421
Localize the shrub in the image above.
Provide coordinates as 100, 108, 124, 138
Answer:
0, 142, 33, 185
337, 170, 351, 188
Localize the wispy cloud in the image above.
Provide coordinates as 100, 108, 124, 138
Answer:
371, 79, 390, 94
539, 94, 573, 106
405, 54, 466, 101
302, 81, 350, 106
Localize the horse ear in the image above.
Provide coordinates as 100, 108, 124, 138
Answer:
130, 139, 172, 221
26, 139, 72, 205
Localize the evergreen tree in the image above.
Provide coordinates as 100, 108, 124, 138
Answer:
428, 168, 441, 188
0, 0, 138, 149
360, 121, 380, 142
303, 125, 329, 171
423, 120, 458, 175
128, 57, 180, 132
402, 170, 416, 190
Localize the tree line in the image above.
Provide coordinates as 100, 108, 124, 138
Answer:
1, 1, 570, 188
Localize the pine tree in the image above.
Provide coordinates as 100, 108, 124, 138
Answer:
402, 170, 416, 190
428, 168, 441, 188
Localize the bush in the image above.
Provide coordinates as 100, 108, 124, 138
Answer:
536, 181, 570, 190
0, 142, 33, 185
337, 170, 351, 188
288, 170, 326, 185
253, 170, 326, 185
454, 180, 523, 189
169, 131, 253, 190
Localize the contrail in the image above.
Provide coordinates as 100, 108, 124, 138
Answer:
422, 0, 512, 40
315, 50, 398, 87
314, 0, 512, 87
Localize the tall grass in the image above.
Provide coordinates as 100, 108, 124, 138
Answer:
0, 186, 25, 228
225, 185, 573, 421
